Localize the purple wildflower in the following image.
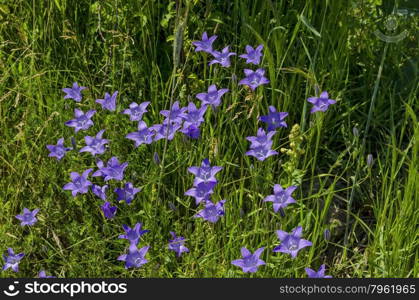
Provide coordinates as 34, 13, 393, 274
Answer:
273, 226, 312, 258
38, 271, 56, 278
259, 106, 288, 131
115, 182, 141, 205
245, 145, 278, 161
118, 223, 149, 245
15, 208, 40, 226
101, 201, 117, 219
209, 46, 236, 67
92, 157, 128, 181
117, 244, 149, 269
96, 91, 118, 112
305, 264, 332, 278
239, 69, 270, 91
239, 44, 264, 65
246, 128, 276, 148
79, 130, 109, 156
62, 82, 86, 102
65, 109, 96, 133
182, 102, 207, 128
196, 84, 229, 109
160, 101, 187, 124
46, 138, 72, 160
264, 184, 297, 213
63, 169, 93, 197
193, 32, 217, 53
153, 152, 161, 165
168, 232, 189, 257
122, 101, 150, 121
194, 200, 226, 223
367, 154, 374, 167
151, 123, 181, 141
187, 158, 223, 185
231, 247, 265, 273
180, 125, 201, 139
185, 182, 216, 205
2, 248, 24, 272
126, 121, 155, 147
246, 128, 278, 161
92, 184, 108, 200
307, 91, 336, 113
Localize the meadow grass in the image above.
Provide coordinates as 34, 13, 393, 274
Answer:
0, 0, 418, 278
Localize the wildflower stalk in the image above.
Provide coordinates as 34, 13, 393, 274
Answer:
343, 43, 389, 258
309, 113, 324, 194
156, 2, 189, 205
203, 54, 207, 83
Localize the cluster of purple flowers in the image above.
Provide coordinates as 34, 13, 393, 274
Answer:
50, 84, 145, 220
193, 32, 269, 91
246, 128, 278, 161
231, 226, 314, 274
125, 100, 209, 143
186, 159, 226, 223
4, 29, 338, 277
60, 81, 193, 271
3, 209, 51, 275
117, 223, 150, 269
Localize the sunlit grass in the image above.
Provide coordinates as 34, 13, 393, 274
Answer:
0, 0, 417, 278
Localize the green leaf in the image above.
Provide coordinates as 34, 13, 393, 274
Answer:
299, 14, 321, 38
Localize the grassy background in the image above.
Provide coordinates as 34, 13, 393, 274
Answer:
0, 0, 418, 278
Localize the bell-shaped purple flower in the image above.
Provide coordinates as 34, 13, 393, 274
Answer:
209, 46, 236, 67
239, 44, 264, 65
118, 223, 149, 245
239, 68, 270, 91
305, 264, 332, 278
180, 125, 201, 139
273, 226, 312, 258
187, 158, 223, 186
101, 201, 117, 219
181, 102, 207, 128
92, 157, 128, 181
115, 182, 141, 204
117, 244, 149, 269
246, 128, 276, 148
2, 248, 24, 272
193, 32, 217, 53
96, 91, 118, 111
62, 82, 86, 102
46, 138, 72, 160
126, 121, 155, 147
168, 232, 189, 257
79, 130, 109, 156
122, 101, 150, 121
231, 247, 265, 273
63, 169, 93, 197
160, 101, 187, 124
65, 109, 96, 133
264, 184, 297, 213
151, 123, 181, 141
185, 181, 216, 205
15, 208, 40, 226
307, 91, 336, 113
194, 200, 226, 223
38, 270, 56, 278
246, 144, 278, 161
196, 85, 228, 109
246, 128, 278, 161
92, 184, 108, 200
259, 106, 288, 131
